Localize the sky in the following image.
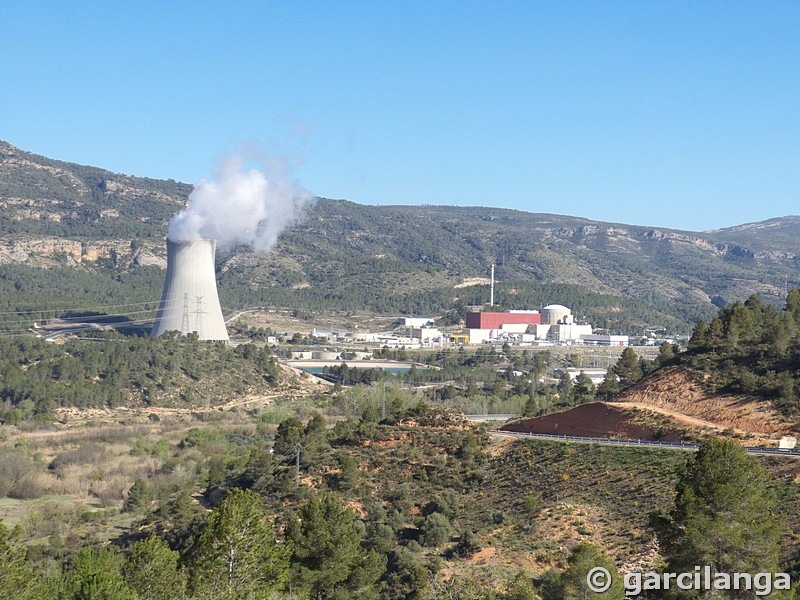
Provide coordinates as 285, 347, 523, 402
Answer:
1, 1, 798, 232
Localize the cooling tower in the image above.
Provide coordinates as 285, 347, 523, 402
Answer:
151, 239, 230, 341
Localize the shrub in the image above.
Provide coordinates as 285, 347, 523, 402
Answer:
523, 494, 541, 515
421, 512, 452, 547
8, 474, 45, 500
0, 448, 35, 497
453, 529, 481, 558
179, 427, 225, 449
49, 443, 108, 472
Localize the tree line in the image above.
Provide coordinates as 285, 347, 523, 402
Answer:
0, 333, 280, 422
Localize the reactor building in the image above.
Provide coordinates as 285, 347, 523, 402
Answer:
150, 239, 230, 341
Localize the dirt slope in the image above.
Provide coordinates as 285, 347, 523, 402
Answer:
615, 367, 799, 438
501, 402, 683, 441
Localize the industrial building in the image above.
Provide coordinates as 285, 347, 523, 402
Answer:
465, 310, 541, 330
564, 368, 610, 385
401, 317, 435, 327
580, 334, 630, 347
464, 305, 595, 345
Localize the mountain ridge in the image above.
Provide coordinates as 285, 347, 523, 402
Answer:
1, 140, 798, 333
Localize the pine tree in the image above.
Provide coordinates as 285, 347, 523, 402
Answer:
61, 546, 136, 600
562, 542, 624, 600
191, 488, 290, 598
420, 511, 452, 547
0, 522, 44, 599
273, 417, 304, 457
287, 492, 385, 599
557, 372, 574, 404
123, 535, 186, 600
688, 320, 710, 352
539, 568, 565, 600
652, 438, 783, 588
656, 341, 676, 367
504, 571, 539, 600
573, 372, 595, 404
122, 478, 150, 513
611, 347, 642, 388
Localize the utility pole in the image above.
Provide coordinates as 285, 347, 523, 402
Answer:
381, 382, 386, 421
295, 443, 303, 488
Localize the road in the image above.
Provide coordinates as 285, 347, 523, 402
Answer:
490, 430, 800, 458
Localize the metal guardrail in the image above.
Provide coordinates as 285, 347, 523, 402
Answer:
465, 414, 518, 421
489, 430, 800, 458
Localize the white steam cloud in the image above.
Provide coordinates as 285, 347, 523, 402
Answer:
167, 152, 314, 253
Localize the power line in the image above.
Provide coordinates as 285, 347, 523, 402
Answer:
0, 300, 161, 315
251, 385, 386, 494
0, 306, 161, 323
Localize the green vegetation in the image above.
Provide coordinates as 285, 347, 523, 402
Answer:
0, 333, 280, 421
192, 488, 289, 597
0, 398, 798, 599
652, 438, 783, 588
0, 264, 165, 329
562, 542, 624, 600
604, 289, 800, 416
2, 143, 800, 598
678, 290, 800, 415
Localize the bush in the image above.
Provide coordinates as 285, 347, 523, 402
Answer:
453, 529, 481, 558
8, 474, 44, 500
0, 448, 38, 498
421, 512, 452, 547
49, 443, 108, 472
179, 427, 225, 449
523, 494, 541, 515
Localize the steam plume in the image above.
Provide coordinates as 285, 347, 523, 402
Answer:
167, 152, 314, 252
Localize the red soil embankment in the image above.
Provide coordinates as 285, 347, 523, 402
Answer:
501, 402, 682, 442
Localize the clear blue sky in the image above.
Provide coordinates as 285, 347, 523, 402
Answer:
1, 1, 798, 231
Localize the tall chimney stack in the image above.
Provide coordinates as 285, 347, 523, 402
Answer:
151, 239, 229, 341
490, 263, 495, 306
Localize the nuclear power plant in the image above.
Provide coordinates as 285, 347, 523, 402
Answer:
150, 239, 230, 341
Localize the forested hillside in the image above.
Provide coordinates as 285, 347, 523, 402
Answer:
680, 290, 800, 416
0, 334, 280, 422
2, 140, 799, 333
601, 290, 800, 420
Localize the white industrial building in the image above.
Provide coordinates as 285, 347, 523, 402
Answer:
564, 368, 609, 384
580, 334, 630, 347
417, 327, 445, 347
464, 304, 594, 345
401, 317, 435, 327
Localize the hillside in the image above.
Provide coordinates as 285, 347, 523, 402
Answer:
4, 407, 798, 596
615, 367, 800, 439
2, 140, 800, 332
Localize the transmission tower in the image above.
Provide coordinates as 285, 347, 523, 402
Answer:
193, 296, 206, 335
181, 293, 190, 334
